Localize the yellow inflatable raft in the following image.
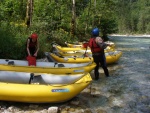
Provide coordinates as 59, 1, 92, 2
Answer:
0, 73, 92, 103
49, 52, 93, 63
49, 51, 122, 64
65, 41, 115, 48
53, 44, 114, 53
0, 59, 96, 74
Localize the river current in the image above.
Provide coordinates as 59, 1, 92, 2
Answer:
87, 36, 150, 113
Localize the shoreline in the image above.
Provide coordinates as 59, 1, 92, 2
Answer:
109, 34, 150, 37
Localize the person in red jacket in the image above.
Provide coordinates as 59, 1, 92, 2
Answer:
26, 33, 39, 57
88, 28, 111, 80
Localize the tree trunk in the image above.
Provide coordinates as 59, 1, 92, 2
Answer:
71, 0, 76, 37
25, 0, 33, 27
86, 0, 91, 33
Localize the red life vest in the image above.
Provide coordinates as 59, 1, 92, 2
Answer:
88, 38, 101, 53
27, 38, 37, 48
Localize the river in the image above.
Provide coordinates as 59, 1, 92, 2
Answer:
0, 36, 150, 113
86, 36, 150, 113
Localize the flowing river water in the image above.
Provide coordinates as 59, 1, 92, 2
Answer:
0, 36, 150, 113
86, 36, 150, 113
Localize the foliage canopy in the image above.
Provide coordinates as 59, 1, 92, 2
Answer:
0, 0, 149, 59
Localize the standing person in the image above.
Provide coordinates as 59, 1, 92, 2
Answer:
26, 33, 39, 66
88, 28, 111, 80
26, 33, 39, 57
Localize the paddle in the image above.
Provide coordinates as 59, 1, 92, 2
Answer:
83, 47, 88, 59
29, 73, 34, 84
83, 42, 89, 58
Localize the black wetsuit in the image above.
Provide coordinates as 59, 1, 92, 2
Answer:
26, 38, 37, 56
92, 51, 109, 80
89, 37, 109, 80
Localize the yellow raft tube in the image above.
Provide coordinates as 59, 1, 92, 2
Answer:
65, 41, 115, 48
53, 44, 115, 53
49, 51, 122, 64
0, 61, 96, 74
0, 73, 92, 103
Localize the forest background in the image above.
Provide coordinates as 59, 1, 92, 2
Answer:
0, 0, 149, 59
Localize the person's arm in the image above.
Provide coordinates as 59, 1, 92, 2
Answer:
33, 40, 39, 57
26, 39, 31, 56
96, 37, 108, 49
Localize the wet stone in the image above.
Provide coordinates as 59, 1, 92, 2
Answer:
16, 111, 25, 113
7, 106, 15, 112
90, 83, 101, 96
96, 108, 107, 113
84, 108, 92, 113
70, 100, 80, 106
91, 89, 101, 96
75, 108, 84, 113
61, 106, 70, 111
29, 104, 39, 109
48, 106, 59, 113
137, 104, 150, 113
128, 101, 137, 109
81, 86, 91, 93
61, 110, 68, 113
3, 110, 12, 113
40, 109, 48, 113
108, 96, 125, 107
138, 96, 150, 104
0, 108, 5, 112
68, 108, 75, 112
32, 111, 42, 113
22, 106, 29, 110
24, 111, 33, 113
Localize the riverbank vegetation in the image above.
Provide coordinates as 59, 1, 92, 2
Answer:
0, 0, 149, 59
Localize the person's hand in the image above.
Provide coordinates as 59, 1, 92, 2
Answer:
108, 43, 112, 46
33, 53, 37, 57
105, 41, 113, 46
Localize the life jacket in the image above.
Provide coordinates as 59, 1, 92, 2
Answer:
27, 37, 37, 48
88, 37, 102, 53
